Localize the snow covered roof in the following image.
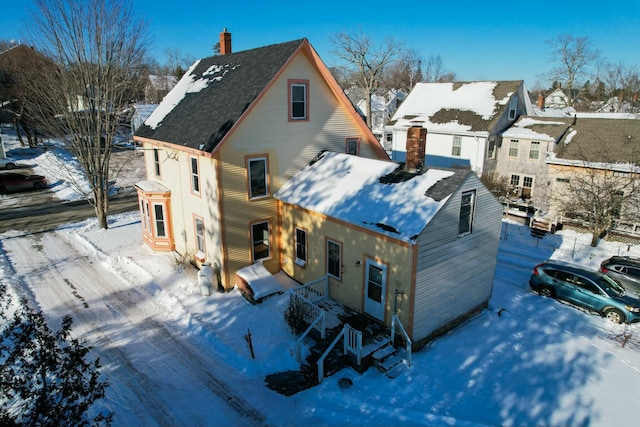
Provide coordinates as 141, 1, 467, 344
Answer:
274, 152, 469, 242
389, 81, 524, 133
502, 116, 572, 141
135, 39, 307, 152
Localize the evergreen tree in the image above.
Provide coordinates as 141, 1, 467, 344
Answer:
0, 285, 111, 426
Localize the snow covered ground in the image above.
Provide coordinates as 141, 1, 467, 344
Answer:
2, 126, 640, 426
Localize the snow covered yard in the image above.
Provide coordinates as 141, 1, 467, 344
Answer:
2, 212, 640, 426
2, 125, 640, 426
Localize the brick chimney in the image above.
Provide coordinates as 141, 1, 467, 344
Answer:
219, 29, 231, 55
405, 126, 427, 171
537, 93, 545, 109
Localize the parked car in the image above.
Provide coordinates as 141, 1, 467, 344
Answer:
0, 157, 18, 169
529, 260, 640, 324
600, 256, 640, 295
0, 172, 47, 194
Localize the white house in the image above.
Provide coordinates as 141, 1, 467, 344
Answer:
386, 81, 534, 176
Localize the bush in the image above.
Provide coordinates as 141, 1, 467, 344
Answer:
283, 295, 310, 336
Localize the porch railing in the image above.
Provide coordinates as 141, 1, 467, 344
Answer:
317, 324, 362, 383
291, 275, 330, 362
391, 314, 412, 367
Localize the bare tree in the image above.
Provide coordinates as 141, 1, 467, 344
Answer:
546, 35, 599, 106
553, 163, 640, 247
27, 0, 149, 229
382, 49, 423, 92
330, 31, 404, 128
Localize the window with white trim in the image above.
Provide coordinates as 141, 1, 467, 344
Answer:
248, 157, 268, 199
327, 239, 341, 279
190, 156, 200, 194
289, 81, 308, 120
452, 136, 462, 157
529, 141, 540, 160
195, 216, 205, 253
458, 190, 476, 236
140, 199, 150, 232
295, 227, 307, 266
510, 174, 520, 187
251, 221, 271, 261
509, 139, 519, 157
153, 203, 166, 237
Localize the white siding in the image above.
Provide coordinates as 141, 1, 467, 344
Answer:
411, 173, 503, 342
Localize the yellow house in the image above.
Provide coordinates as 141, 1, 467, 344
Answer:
133, 31, 388, 290
275, 151, 504, 347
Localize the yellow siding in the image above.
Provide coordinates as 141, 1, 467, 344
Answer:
141, 142, 222, 271
218, 52, 385, 289
279, 203, 414, 328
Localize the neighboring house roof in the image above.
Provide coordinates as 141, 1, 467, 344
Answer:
552, 118, 640, 169
502, 116, 572, 142
274, 151, 469, 242
389, 81, 525, 133
544, 88, 570, 108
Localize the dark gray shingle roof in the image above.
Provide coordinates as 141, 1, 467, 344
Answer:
135, 39, 306, 152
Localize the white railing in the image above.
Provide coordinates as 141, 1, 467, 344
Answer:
291, 291, 326, 362
317, 325, 362, 383
343, 324, 362, 366
391, 314, 412, 367
293, 275, 329, 303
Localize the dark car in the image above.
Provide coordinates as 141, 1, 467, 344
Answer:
600, 256, 640, 295
529, 260, 640, 324
0, 172, 48, 194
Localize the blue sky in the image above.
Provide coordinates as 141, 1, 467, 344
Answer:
1, 0, 639, 89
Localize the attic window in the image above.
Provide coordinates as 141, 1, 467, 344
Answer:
509, 97, 518, 120
288, 79, 309, 121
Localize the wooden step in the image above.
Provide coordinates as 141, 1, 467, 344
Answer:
372, 343, 396, 365
385, 360, 408, 379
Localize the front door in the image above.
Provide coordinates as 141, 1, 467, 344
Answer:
364, 259, 387, 321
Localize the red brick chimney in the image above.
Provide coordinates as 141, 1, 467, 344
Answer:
537, 93, 545, 109
219, 29, 231, 55
405, 126, 427, 171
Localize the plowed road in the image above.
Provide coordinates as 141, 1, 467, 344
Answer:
1, 211, 270, 426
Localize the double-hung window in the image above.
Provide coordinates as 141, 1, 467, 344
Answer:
529, 141, 540, 160
153, 203, 167, 238
458, 190, 476, 236
295, 227, 307, 267
289, 80, 308, 121
190, 156, 200, 194
247, 156, 268, 199
452, 136, 462, 157
251, 221, 271, 261
327, 239, 342, 279
509, 139, 519, 158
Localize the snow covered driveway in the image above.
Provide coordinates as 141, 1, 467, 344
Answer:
1, 229, 268, 426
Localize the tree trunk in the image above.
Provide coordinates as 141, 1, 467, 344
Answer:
590, 232, 599, 247
94, 189, 109, 230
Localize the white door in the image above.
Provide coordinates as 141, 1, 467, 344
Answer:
364, 259, 387, 321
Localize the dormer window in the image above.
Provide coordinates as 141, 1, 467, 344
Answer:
509, 97, 518, 120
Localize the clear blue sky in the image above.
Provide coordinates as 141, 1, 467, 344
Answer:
1, 0, 639, 89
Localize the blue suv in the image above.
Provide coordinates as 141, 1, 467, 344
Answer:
529, 261, 640, 324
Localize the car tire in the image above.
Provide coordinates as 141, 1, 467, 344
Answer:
34, 182, 45, 190
603, 308, 624, 324
5, 162, 16, 169
539, 287, 555, 298
0, 185, 6, 195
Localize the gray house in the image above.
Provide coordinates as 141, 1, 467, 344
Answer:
275, 146, 504, 349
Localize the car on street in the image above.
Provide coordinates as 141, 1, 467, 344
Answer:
0, 172, 48, 194
600, 256, 640, 295
0, 157, 18, 169
529, 260, 640, 324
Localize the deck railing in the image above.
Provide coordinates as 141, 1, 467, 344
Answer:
391, 314, 412, 367
317, 324, 362, 383
291, 276, 330, 362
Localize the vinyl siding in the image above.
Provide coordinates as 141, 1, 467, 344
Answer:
411, 173, 503, 342
279, 202, 414, 327
217, 52, 383, 289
